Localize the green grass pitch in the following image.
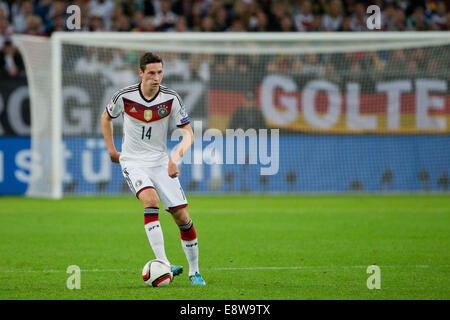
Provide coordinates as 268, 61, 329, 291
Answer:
0, 194, 449, 300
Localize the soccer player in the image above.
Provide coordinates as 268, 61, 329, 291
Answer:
101, 52, 206, 286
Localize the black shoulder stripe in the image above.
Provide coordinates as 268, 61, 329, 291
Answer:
112, 85, 139, 100
113, 88, 139, 104
113, 84, 139, 96
112, 85, 139, 102
112, 89, 137, 103
160, 87, 178, 95
160, 88, 184, 106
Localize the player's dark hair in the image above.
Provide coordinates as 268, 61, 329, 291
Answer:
140, 52, 163, 71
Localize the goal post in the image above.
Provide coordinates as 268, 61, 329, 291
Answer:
13, 32, 450, 198
13, 35, 62, 198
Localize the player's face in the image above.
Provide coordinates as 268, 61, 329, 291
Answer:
140, 63, 163, 89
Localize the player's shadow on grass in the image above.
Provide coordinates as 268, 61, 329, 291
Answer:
117, 281, 198, 290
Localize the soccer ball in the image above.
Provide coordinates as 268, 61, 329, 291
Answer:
142, 259, 173, 287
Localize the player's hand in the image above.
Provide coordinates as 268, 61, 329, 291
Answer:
109, 151, 121, 163
168, 159, 179, 178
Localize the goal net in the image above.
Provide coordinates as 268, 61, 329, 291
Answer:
14, 32, 450, 198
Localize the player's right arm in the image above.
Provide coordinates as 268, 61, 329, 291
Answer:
101, 97, 123, 164
101, 109, 121, 163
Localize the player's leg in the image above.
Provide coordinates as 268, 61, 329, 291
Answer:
168, 206, 205, 285
138, 188, 171, 264
122, 167, 170, 264
150, 166, 205, 285
169, 206, 198, 274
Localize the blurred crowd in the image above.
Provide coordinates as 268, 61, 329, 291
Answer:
0, 0, 449, 79
0, 0, 449, 38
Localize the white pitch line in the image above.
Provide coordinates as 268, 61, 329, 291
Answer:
211, 265, 434, 270
0, 269, 131, 273
0, 265, 443, 274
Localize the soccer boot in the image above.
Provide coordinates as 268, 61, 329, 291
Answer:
170, 264, 183, 277
189, 272, 206, 286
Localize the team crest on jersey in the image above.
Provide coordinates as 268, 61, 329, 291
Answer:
158, 107, 168, 117
122, 98, 174, 123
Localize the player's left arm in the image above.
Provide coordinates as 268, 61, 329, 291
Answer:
168, 123, 194, 178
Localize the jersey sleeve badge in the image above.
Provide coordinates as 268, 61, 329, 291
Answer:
108, 100, 114, 113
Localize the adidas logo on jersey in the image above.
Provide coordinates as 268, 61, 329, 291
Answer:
130, 107, 137, 112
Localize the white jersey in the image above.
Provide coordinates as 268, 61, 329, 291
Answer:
106, 83, 190, 168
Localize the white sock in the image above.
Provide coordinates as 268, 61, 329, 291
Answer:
179, 220, 199, 276
144, 208, 169, 264
181, 239, 199, 276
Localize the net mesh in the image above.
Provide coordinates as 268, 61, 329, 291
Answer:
13, 35, 56, 197
16, 33, 450, 196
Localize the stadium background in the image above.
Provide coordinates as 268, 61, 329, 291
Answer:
1, 0, 450, 196
0, 0, 449, 303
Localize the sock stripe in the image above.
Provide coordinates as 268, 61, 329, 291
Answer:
145, 216, 159, 224
180, 224, 197, 241
144, 207, 159, 224
178, 220, 193, 231
144, 207, 159, 216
